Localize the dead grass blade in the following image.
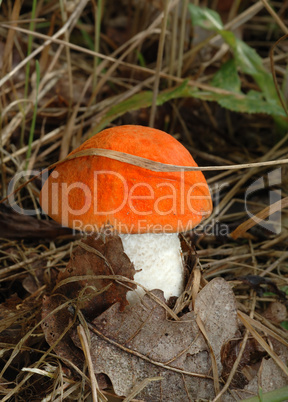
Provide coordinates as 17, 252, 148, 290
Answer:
240, 310, 288, 348
0, 297, 78, 402
196, 315, 220, 397
54, 273, 179, 321
58, 148, 288, 172
1, 0, 22, 76
0, 0, 88, 148
123, 377, 163, 402
261, 0, 288, 35
77, 324, 107, 402
0, 0, 89, 95
212, 330, 250, 402
1, 147, 288, 208
230, 196, 288, 239
238, 311, 288, 378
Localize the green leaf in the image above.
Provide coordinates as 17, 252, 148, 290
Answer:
188, 3, 223, 31
92, 81, 189, 134
242, 385, 288, 402
258, 387, 264, 402
220, 91, 286, 116
280, 321, 288, 330
220, 30, 263, 76
137, 51, 146, 68
79, 27, 95, 51
185, 87, 287, 117
188, 4, 287, 128
25, 60, 40, 170
281, 286, 288, 295
211, 59, 241, 92
220, 30, 279, 103
93, 78, 287, 134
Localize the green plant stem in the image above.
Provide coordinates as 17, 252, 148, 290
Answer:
20, 0, 37, 148
93, 0, 102, 92
25, 60, 40, 170
149, 0, 170, 127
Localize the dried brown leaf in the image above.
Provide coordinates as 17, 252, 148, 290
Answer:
221, 337, 265, 389
75, 290, 214, 400
56, 234, 136, 319
194, 277, 239, 372
41, 233, 136, 371
42, 294, 84, 369
72, 278, 239, 400
243, 351, 288, 395
0, 294, 26, 343
0, 204, 72, 239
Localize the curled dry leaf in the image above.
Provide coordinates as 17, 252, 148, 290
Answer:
0, 204, 73, 239
23, 265, 58, 295
71, 278, 239, 400
221, 337, 266, 389
242, 349, 288, 396
0, 294, 27, 344
55, 233, 136, 319
42, 233, 136, 370
42, 293, 84, 370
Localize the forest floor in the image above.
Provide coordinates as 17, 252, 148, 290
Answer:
0, 1, 288, 401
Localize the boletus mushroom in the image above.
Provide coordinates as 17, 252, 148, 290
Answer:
40, 125, 212, 302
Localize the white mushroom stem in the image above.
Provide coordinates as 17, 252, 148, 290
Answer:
119, 233, 184, 303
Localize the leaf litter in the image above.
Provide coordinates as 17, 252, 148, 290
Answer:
1, 1, 288, 401
40, 233, 288, 400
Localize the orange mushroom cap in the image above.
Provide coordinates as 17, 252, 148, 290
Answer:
39, 125, 212, 234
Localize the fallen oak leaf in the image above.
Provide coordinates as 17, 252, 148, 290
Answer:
42, 238, 241, 399
55, 233, 137, 320
42, 294, 84, 369
86, 305, 211, 379
194, 277, 239, 371
42, 233, 136, 373
72, 279, 240, 401
74, 291, 215, 400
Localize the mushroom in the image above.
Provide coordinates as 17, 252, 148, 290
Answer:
39, 125, 212, 303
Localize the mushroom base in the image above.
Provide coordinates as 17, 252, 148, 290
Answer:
119, 233, 184, 304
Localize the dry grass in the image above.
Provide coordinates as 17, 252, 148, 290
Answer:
0, 0, 288, 400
